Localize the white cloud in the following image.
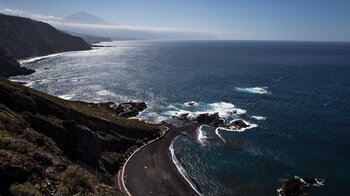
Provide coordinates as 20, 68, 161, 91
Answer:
0, 8, 61, 21
0, 8, 246, 39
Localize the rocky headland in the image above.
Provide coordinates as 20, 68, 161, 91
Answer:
0, 47, 34, 78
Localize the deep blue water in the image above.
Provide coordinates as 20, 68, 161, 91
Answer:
13, 40, 350, 195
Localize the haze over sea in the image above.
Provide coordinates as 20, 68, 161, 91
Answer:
13, 40, 350, 195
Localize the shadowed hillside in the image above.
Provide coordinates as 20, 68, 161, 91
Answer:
0, 47, 34, 77
0, 77, 161, 195
0, 13, 91, 59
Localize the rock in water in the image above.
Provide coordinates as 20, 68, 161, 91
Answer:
277, 176, 325, 196
194, 112, 224, 127
226, 119, 249, 130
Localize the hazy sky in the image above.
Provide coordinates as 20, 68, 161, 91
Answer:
1, 0, 350, 41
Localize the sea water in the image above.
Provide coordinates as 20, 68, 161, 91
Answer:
13, 40, 350, 195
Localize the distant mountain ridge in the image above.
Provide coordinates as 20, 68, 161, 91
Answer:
63, 11, 108, 24
0, 13, 91, 59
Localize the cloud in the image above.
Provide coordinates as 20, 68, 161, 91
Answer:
0, 8, 246, 39
0, 8, 61, 21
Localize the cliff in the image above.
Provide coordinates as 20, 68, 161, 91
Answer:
0, 77, 162, 195
0, 47, 34, 77
0, 14, 91, 59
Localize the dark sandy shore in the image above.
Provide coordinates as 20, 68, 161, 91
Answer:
124, 123, 200, 196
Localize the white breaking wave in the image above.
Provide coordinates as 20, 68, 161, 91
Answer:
58, 94, 75, 100
19, 53, 62, 64
165, 102, 246, 119
236, 87, 270, 95
9, 79, 35, 87
197, 125, 209, 146
169, 137, 202, 196
251, 115, 267, 120
96, 89, 117, 97
138, 111, 168, 124
215, 127, 226, 143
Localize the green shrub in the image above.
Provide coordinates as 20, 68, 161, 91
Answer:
62, 166, 95, 195
10, 183, 41, 196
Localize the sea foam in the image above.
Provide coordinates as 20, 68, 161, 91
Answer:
165, 102, 246, 119
58, 94, 75, 100
169, 137, 202, 195
19, 53, 62, 64
236, 87, 270, 95
251, 115, 267, 120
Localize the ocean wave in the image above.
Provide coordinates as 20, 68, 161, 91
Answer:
236, 87, 270, 95
214, 127, 226, 143
197, 125, 209, 146
19, 53, 62, 64
58, 94, 75, 100
96, 89, 117, 97
9, 79, 36, 87
165, 102, 246, 119
251, 115, 267, 120
138, 111, 168, 124
169, 137, 202, 196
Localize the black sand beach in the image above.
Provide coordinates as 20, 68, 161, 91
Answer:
124, 124, 199, 196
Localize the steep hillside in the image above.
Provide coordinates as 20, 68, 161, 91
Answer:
0, 14, 91, 59
0, 77, 161, 195
0, 47, 34, 77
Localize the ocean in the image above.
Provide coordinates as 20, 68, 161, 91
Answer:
13, 40, 350, 195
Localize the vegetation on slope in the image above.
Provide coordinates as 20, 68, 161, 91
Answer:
0, 77, 161, 195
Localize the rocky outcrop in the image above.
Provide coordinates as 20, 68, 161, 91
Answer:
175, 113, 251, 131
0, 47, 34, 77
0, 13, 91, 59
278, 176, 325, 196
0, 77, 161, 195
194, 113, 224, 127
95, 101, 147, 118
226, 119, 249, 130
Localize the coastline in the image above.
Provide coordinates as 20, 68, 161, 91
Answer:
123, 123, 201, 196
117, 125, 169, 195
9, 44, 199, 195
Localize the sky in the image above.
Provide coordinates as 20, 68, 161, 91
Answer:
1, 0, 350, 41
